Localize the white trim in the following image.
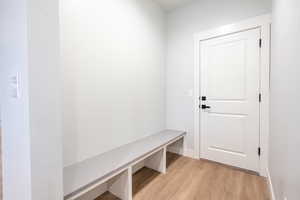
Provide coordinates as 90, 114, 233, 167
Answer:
193, 14, 271, 176
76, 183, 107, 200
132, 160, 145, 174
267, 168, 276, 200
183, 148, 195, 158
258, 21, 271, 177
167, 146, 194, 158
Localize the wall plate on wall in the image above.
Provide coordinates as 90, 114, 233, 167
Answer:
10, 73, 20, 99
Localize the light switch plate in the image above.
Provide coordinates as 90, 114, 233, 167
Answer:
10, 73, 20, 99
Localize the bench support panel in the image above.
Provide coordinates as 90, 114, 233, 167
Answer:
108, 168, 132, 200
144, 147, 166, 174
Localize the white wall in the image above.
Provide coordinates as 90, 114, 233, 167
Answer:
270, 0, 300, 199
166, 0, 272, 153
0, 0, 63, 199
0, 1, 32, 199
27, 0, 63, 199
61, 0, 166, 166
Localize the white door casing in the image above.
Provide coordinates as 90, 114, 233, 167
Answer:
194, 14, 271, 176
200, 28, 261, 172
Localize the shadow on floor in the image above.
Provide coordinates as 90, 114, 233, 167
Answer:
132, 167, 160, 196
166, 151, 181, 169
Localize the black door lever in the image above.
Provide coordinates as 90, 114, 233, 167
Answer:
201, 105, 211, 109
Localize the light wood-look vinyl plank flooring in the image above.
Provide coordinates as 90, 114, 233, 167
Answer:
96, 152, 270, 200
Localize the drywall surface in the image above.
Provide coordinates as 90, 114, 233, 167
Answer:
166, 0, 272, 152
27, 0, 63, 199
61, 0, 166, 166
0, 0, 63, 199
270, 0, 300, 199
153, 0, 195, 11
0, 0, 32, 199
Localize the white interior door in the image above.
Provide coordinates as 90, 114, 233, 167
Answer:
200, 28, 261, 172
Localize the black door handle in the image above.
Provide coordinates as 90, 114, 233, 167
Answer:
201, 105, 211, 109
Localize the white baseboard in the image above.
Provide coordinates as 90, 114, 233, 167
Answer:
132, 160, 145, 174
267, 168, 276, 200
183, 148, 194, 158
167, 146, 194, 158
77, 183, 107, 200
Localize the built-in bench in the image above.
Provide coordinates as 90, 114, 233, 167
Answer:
64, 129, 186, 200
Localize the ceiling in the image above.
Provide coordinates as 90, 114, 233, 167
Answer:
153, 0, 195, 11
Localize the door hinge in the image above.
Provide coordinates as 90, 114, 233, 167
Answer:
259, 93, 262, 102
258, 147, 261, 156
259, 39, 262, 48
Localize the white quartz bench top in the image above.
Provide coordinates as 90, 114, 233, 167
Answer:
64, 129, 186, 197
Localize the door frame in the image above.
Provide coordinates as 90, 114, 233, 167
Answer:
193, 14, 271, 176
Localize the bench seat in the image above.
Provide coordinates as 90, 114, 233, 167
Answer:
64, 129, 186, 199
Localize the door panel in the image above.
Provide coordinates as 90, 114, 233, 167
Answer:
200, 28, 260, 171
207, 40, 246, 100
207, 113, 246, 154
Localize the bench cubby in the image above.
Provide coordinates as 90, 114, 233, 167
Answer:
64, 130, 186, 200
